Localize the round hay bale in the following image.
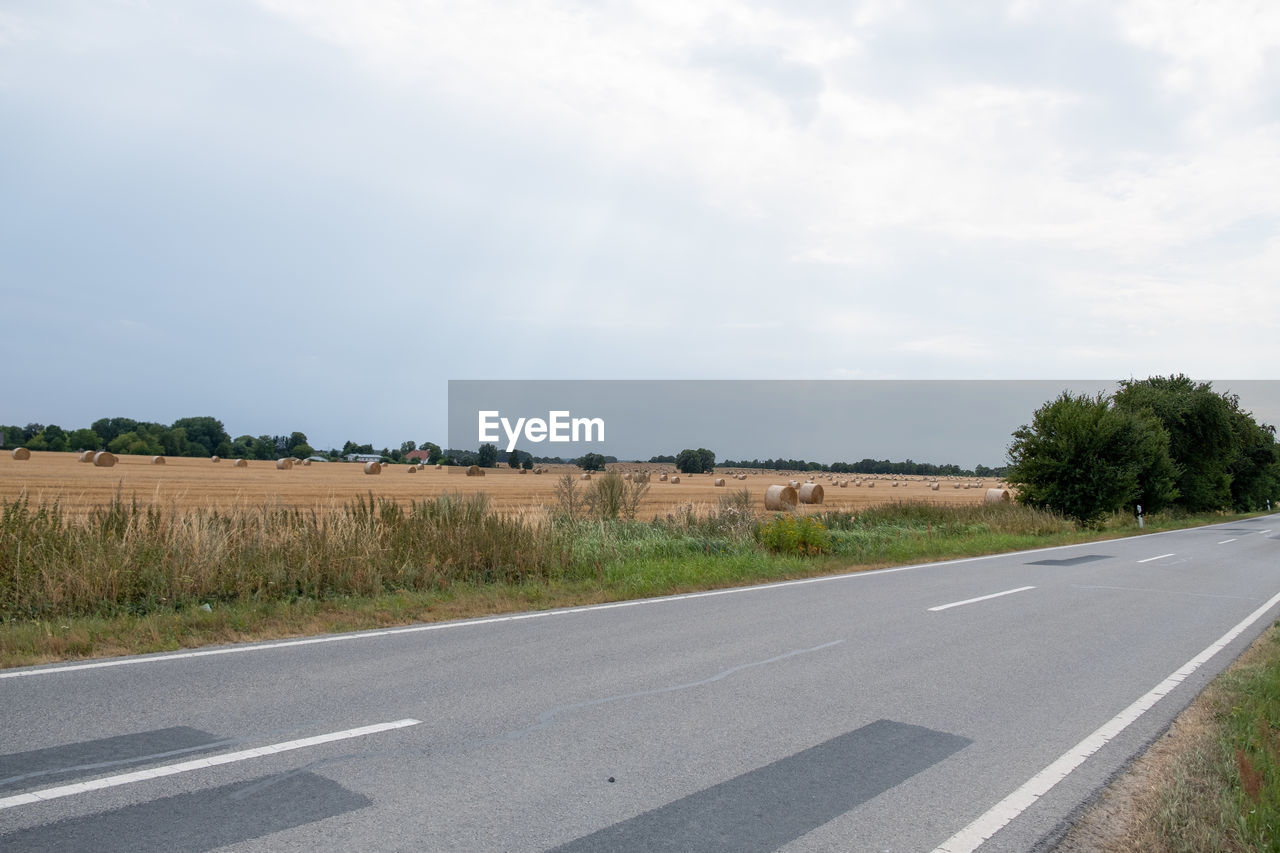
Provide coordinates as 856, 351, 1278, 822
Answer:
233, 459, 248, 467
465, 464, 483, 477
764, 485, 798, 511
670, 475, 680, 484
519, 468, 527, 474
839, 480, 848, 488
788, 479, 800, 488
406, 465, 417, 473
211, 456, 220, 463
714, 478, 726, 487
623, 472, 632, 481
534, 468, 543, 475
151, 455, 165, 465
659, 473, 668, 482
798, 483, 824, 504
92, 451, 116, 468
11, 447, 31, 460
364, 461, 382, 475
435, 464, 443, 470
78, 450, 95, 462
580, 472, 592, 481
931, 482, 940, 490
984, 488, 1012, 504
866, 481, 875, 489
275, 458, 293, 470
302, 459, 311, 466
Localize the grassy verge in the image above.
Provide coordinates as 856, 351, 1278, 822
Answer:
1153, 621, 1280, 852
1060, 618, 1280, 852
0, 491, 1262, 668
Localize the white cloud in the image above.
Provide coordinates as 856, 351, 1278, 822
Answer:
3, 0, 1279, 447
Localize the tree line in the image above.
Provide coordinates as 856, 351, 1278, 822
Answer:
716, 456, 1000, 477
0, 417, 445, 464
1006, 375, 1280, 526
2, 414, 1001, 475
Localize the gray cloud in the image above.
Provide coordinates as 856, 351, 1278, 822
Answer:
1, 0, 1277, 452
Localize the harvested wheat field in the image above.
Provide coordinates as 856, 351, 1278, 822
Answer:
0, 453, 1004, 521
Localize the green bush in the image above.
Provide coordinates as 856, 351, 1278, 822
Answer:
755, 515, 830, 555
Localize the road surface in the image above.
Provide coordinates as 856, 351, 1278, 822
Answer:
2, 515, 1278, 851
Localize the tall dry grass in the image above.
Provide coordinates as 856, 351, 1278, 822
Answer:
1, 492, 574, 619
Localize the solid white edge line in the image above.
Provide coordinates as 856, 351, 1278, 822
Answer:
928, 587, 1036, 612
0, 718, 421, 811
1137, 553, 1175, 563
6, 514, 1276, 680
1219, 539, 1238, 544
931, 589, 1280, 853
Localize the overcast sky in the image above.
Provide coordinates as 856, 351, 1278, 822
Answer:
3, 1, 1278, 460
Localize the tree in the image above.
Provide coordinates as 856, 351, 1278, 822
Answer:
172, 417, 231, 459
1113, 376, 1235, 512
40, 425, 67, 452
675, 448, 716, 474
577, 452, 607, 471
477, 443, 498, 468
421, 442, 442, 465
91, 418, 138, 445
160, 426, 189, 457
287, 432, 311, 458
230, 435, 256, 459
1005, 392, 1176, 527
67, 428, 102, 451
108, 431, 162, 456
1225, 398, 1280, 511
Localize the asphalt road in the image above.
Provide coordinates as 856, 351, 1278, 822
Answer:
2, 515, 1278, 852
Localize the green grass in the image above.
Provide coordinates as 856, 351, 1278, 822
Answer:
0, 492, 1264, 668
1155, 623, 1280, 852
1221, 635, 1280, 850
1098, 621, 1280, 852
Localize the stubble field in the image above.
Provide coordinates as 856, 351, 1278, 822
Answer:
0, 452, 1001, 520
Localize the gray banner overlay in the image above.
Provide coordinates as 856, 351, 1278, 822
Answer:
448, 380, 1280, 469
0, 772, 371, 852
550, 719, 970, 853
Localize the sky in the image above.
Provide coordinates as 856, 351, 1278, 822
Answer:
2, 1, 1278, 461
